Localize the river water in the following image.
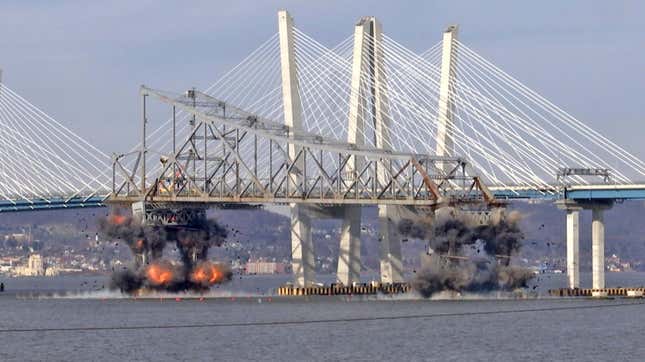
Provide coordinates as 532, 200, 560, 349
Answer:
0, 272, 644, 361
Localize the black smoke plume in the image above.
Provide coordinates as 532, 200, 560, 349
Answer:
100, 211, 231, 294
399, 208, 534, 297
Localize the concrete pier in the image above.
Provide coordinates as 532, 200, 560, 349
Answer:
378, 205, 404, 283
592, 207, 605, 289
290, 204, 315, 287
556, 200, 581, 289
566, 209, 580, 288
557, 199, 611, 292
337, 205, 362, 285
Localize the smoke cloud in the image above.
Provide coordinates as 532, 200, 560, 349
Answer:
100, 211, 232, 294
399, 208, 534, 297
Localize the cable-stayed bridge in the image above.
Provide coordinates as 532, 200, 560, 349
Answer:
0, 79, 110, 212
1, 11, 644, 292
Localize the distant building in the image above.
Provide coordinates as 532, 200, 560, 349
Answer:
0, 257, 16, 274
45, 266, 60, 276
13, 254, 46, 276
0, 260, 13, 273
607, 254, 631, 272
4, 233, 29, 242
244, 260, 286, 274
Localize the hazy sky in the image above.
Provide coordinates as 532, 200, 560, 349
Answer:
1, 1, 643, 157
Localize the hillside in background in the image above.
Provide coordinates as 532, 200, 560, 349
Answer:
511, 200, 645, 270
1, 200, 644, 272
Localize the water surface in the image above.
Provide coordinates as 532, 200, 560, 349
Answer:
0, 273, 643, 361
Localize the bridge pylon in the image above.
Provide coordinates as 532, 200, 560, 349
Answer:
435, 25, 459, 172
278, 10, 316, 287
338, 16, 404, 284
371, 17, 404, 284
336, 18, 371, 286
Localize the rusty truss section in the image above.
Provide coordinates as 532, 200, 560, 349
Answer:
109, 86, 495, 207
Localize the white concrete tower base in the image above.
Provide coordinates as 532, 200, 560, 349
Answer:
337, 205, 362, 285
290, 204, 315, 287
566, 209, 580, 289
378, 205, 404, 283
591, 207, 605, 290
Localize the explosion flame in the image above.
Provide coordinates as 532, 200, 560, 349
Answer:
100, 210, 231, 294
109, 214, 127, 225
146, 262, 175, 286
190, 261, 227, 286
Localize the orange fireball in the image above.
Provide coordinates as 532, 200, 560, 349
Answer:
191, 262, 225, 285
146, 262, 174, 286
110, 214, 127, 225
192, 266, 209, 283
209, 267, 223, 284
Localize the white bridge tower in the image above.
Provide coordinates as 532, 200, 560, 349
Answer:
337, 17, 404, 285
278, 10, 316, 287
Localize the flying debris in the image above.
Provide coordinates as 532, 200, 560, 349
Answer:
399, 207, 534, 297
99, 210, 232, 294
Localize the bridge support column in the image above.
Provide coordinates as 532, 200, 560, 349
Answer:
592, 207, 605, 290
557, 200, 584, 289
291, 205, 315, 287
435, 25, 458, 172
337, 205, 361, 285
558, 199, 611, 291
566, 209, 580, 289
379, 206, 404, 283
278, 10, 315, 287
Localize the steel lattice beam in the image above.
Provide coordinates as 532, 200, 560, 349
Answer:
109, 86, 497, 208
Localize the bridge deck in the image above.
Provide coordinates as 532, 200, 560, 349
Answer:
2, 184, 645, 214
491, 184, 645, 201
0, 196, 106, 213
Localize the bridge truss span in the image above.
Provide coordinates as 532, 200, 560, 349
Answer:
109, 86, 495, 208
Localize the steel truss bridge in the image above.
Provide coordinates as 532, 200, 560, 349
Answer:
1, 11, 644, 290
110, 86, 495, 208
